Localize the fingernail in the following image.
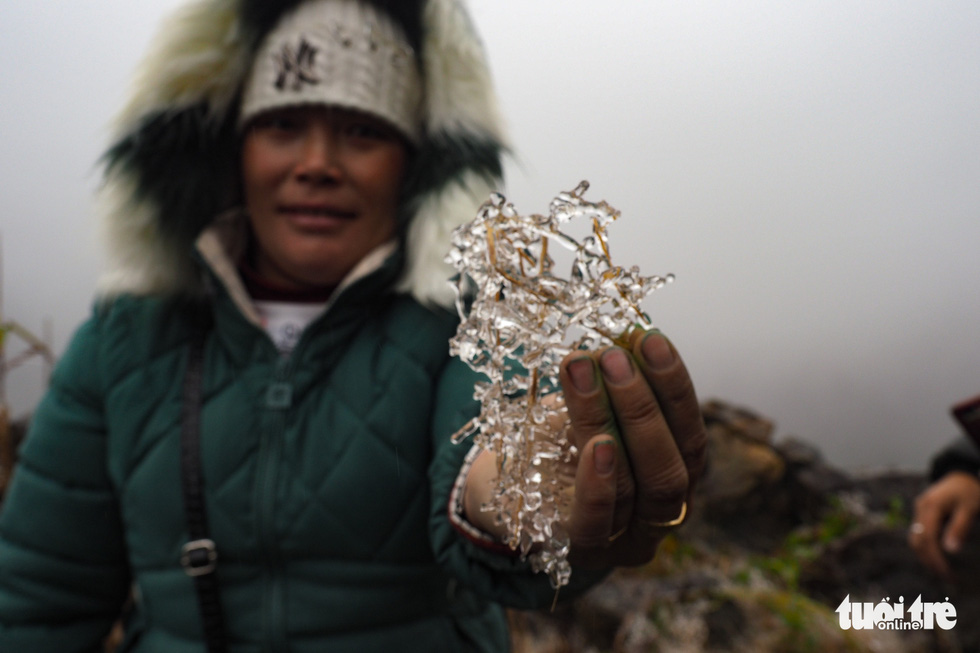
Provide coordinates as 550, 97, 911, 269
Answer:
642, 332, 675, 370
567, 357, 597, 393
594, 439, 616, 476
944, 535, 962, 553
599, 348, 634, 385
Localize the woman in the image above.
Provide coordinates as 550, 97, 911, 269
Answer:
0, 1, 706, 651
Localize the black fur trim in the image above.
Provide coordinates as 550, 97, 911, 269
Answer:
103, 103, 240, 246
401, 131, 505, 220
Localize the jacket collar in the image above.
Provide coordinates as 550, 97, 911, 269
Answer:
195, 210, 401, 331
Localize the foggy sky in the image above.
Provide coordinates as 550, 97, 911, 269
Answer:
2, 1, 979, 471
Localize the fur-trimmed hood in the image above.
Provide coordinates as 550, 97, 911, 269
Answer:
98, 0, 507, 308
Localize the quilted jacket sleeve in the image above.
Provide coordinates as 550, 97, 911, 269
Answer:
0, 315, 131, 652
929, 435, 980, 482
428, 357, 607, 610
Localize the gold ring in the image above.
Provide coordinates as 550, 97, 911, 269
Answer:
650, 501, 688, 528
608, 525, 629, 542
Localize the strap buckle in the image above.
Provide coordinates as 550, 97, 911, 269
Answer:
180, 539, 218, 577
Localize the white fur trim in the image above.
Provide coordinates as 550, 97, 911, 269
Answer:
111, 0, 248, 137
422, 0, 507, 142
97, 172, 196, 297
398, 169, 494, 308
98, 0, 248, 298
400, 0, 509, 309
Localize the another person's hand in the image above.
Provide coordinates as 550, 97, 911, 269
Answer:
558, 329, 706, 568
909, 471, 980, 579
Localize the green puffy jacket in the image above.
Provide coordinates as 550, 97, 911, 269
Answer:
0, 250, 591, 652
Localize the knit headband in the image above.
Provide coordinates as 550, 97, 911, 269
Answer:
239, 0, 423, 143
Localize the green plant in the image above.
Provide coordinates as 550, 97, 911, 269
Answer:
751, 496, 862, 591
884, 495, 907, 529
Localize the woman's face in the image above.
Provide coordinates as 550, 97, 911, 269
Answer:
241, 106, 408, 291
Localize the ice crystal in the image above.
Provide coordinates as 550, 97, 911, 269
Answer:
447, 181, 674, 588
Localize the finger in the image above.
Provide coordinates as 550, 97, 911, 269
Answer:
943, 503, 978, 555
633, 331, 707, 495
560, 354, 617, 450
561, 354, 636, 534
567, 435, 619, 558
596, 346, 689, 526
910, 502, 951, 578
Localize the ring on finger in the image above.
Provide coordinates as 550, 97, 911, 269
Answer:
909, 522, 925, 536
608, 525, 629, 542
650, 501, 688, 528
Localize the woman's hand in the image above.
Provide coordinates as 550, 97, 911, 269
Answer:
462, 329, 706, 570
909, 471, 980, 579
558, 329, 706, 568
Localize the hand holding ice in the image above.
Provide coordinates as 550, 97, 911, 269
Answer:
446, 181, 674, 587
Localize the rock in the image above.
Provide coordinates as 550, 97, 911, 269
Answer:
849, 470, 928, 514
508, 399, 979, 652
802, 524, 980, 652
775, 436, 853, 524
800, 525, 946, 605
698, 420, 786, 508
702, 400, 775, 444
695, 400, 786, 530
777, 436, 824, 468
703, 598, 746, 649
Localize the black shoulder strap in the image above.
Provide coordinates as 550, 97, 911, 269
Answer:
180, 325, 228, 653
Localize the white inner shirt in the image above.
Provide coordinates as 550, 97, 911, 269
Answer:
253, 300, 327, 354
